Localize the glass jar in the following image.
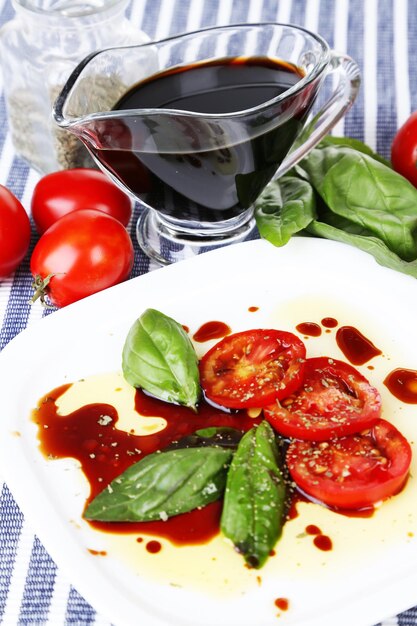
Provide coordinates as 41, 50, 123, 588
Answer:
0, 0, 149, 173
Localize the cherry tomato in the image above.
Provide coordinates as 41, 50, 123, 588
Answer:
287, 419, 412, 510
31, 168, 132, 234
199, 329, 306, 409
30, 209, 134, 307
264, 357, 381, 441
0, 185, 31, 278
391, 112, 417, 187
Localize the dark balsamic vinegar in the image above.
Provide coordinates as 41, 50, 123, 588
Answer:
93, 57, 316, 222
116, 57, 303, 114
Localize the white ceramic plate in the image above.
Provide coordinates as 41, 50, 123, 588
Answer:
2, 237, 417, 626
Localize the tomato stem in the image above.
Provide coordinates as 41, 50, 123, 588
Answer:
30, 274, 56, 308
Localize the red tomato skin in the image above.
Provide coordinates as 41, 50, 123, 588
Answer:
30, 209, 134, 307
391, 112, 417, 187
31, 168, 132, 234
0, 185, 31, 278
287, 419, 412, 509
199, 329, 306, 409
264, 357, 381, 441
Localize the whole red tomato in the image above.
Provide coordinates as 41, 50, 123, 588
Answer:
391, 112, 417, 187
0, 185, 31, 278
30, 209, 134, 307
31, 168, 132, 234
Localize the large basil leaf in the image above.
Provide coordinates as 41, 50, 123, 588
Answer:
307, 219, 417, 279
122, 308, 200, 410
85, 446, 233, 522
254, 175, 316, 246
299, 144, 417, 261
319, 135, 392, 167
220, 421, 287, 569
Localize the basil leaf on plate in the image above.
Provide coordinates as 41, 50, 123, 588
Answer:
85, 446, 233, 522
220, 421, 287, 569
122, 308, 200, 410
254, 175, 316, 246
166, 427, 244, 451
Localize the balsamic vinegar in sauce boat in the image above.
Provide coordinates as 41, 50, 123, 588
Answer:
93, 57, 315, 223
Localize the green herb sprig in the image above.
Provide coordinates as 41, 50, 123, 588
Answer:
255, 136, 417, 279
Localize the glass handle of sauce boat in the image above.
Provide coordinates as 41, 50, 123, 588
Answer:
275, 53, 361, 178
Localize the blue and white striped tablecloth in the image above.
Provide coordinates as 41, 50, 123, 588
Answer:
1, 0, 417, 624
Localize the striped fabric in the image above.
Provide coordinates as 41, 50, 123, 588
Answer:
0, 0, 416, 624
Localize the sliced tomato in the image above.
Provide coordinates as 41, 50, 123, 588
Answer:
286, 419, 412, 509
199, 329, 306, 409
264, 357, 381, 441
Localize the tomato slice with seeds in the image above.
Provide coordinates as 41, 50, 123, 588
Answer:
199, 329, 306, 409
264, 357, 381, 441
286, 419, 412, 509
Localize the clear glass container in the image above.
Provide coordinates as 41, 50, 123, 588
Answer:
0, 0, 148, 173
54, 23, 360, 265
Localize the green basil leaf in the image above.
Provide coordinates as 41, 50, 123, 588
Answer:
122, 308, 200, 410
166, 427, 244, 451
314, 204, 376, 235
85, 446, 233, 522
307, 219, 417, 279
254, 175, 316, 246
220, 421, 287, 569
319, 136, 392, 167
299, 145, 417, 261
